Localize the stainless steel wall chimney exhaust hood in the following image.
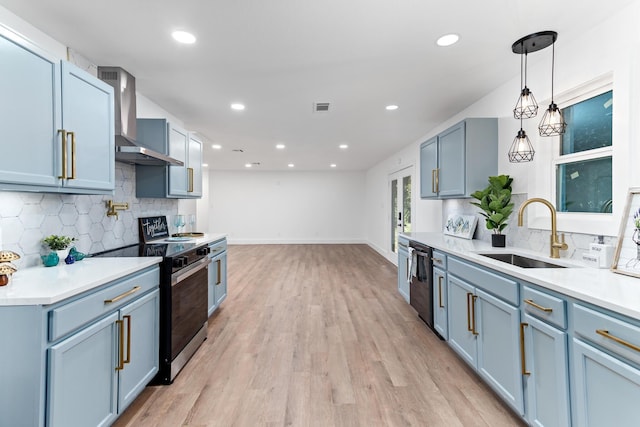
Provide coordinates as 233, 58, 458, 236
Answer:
97, 66, 183, 166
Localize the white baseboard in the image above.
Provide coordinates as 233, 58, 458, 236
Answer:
227, 238, 367, 245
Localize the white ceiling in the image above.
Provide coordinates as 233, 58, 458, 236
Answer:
0, 0, 634, 171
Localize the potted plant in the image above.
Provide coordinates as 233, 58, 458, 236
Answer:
42, 235, 76, 266
470, 175, 514, 247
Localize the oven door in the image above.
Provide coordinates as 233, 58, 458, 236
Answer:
170, 257, 210, 360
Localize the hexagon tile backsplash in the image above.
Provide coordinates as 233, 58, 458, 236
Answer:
442, 194, 617, 261
0, 164, 178, 268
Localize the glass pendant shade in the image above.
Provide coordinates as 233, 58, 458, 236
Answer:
514, 86, 538, 119
538, 102, 567, 136
508, 129, 535, 163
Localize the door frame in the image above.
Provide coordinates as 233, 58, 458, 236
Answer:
386, 165, 414, 264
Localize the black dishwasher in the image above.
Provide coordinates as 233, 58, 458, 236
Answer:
409, 241, 435, 331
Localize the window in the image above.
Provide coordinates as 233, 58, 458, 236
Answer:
554, 89, 613, 214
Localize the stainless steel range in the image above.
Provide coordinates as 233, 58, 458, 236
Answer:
91, 241, 210, 384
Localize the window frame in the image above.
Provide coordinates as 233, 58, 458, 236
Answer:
526, 73, 623, 237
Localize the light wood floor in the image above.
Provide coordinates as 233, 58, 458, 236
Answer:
114, 244, 524, 427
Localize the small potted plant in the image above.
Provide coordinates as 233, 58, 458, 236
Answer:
470, 175, 514, 247
42, 235, 76, 266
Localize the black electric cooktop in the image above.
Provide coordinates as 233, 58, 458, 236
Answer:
90, 242, 200, 259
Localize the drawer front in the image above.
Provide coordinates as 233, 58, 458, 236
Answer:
208, 239, 227, 257
448, 257, 518, 305
522, 285, 567, 329
49, 267, 159, 342
573, 304, 640, 366
431, 250, 447, 269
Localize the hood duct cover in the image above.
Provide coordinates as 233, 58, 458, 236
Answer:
98, 66, 183, 166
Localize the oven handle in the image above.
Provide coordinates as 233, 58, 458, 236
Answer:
413, 250, 431, 258
171, 257, 211, 286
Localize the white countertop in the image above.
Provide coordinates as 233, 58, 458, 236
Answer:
401, 232, 640, 321
0, 233, 228, 307
0, 257, 162, 306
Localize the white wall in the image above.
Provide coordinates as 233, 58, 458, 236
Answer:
207, 171, 365, 244
365, 2, 640, 258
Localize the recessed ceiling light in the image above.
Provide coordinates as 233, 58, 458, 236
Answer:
202, 163, 209, 168
339, 144, 348, 149
276, 144, 286, 149
330, 164, 337, 168
288, 163, 295, 168
385, 105, 399, 111
436, 33, 459, 47
231, 103, 245, 111
211, 144, 222, 150
245, 163, 252, 168
172, 30, 196, 44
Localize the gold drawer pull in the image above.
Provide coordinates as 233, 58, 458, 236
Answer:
104, 286, 141, 304
123, 315, 131, 365
524, 299, 553, 313
216, 259, 221, 285
466, 292, 473, 332
431, 257, 443, 265
438, 276, 444, 308
596, 329, 640, 353
57, 129, 68, 179
471, 295, 479, 336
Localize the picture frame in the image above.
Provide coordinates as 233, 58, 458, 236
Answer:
443, 213, 478, 240
612, 188, 640, 278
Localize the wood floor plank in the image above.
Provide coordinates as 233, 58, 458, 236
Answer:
114, 244, 525, 427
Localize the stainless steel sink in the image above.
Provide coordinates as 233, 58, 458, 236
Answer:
478, 253, 566, 268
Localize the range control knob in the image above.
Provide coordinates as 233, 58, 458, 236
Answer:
172, 257, 185, 269
197, 247, 210, 256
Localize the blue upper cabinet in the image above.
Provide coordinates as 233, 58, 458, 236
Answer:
135, 119, 203, 199
0, 26, 114, 194
420, 118, 498, 199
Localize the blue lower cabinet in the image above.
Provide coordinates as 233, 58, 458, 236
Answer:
433, 267, 448, 339
48, 312, 119, 427
397, 242, 410, 303
572, 338, 640, 427
208, 239, 228, 316
476, 288, 524, 415
522, 313, 570, 427
447, 275, 477, 366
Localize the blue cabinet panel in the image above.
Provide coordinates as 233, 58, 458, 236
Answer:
168, 124, 188, 197
447, 275, 477, 366
437, 122, 465, 197
419, 137, 438, 199
48, 312, 119, 427
523, 313, 571, 427
572, 338, 640, 427
433, 267, 448, 339
397, 239, 410, 303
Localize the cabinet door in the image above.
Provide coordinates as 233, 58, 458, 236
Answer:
214, 252, 228, 307
208, 254, 218, 316
48, 312, 118, 427
437, 121, 465, 197
168, 123, 188, 197
0, 27, 61, 188
433, 267, 448, 339
523, 313, 570, 427
397, 249, 410, 303
118, 289, 159, 413
188, 134, 203, 197
447, 275, 477, 367
476, 288, 524, 415
419, 137, 438, 199
60, 61, 115, 191
572, 338, 640, 427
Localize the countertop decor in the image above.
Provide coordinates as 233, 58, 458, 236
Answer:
612, 187, 640, 277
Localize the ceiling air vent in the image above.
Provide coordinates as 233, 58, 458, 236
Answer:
232, 149, 244, 153
100, 70, 118, 82
313, 102, 330, 113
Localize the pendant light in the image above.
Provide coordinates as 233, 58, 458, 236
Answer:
538, 39, 567, 136
508, 115, 535, 163
513, 50, 538, 119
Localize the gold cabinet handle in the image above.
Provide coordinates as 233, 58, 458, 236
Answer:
438, 276, 444, 308
435, 168, 440, 193
188, 167, 194, 192
596, 329, 640, 353
115, 319, 125, 371
471, 295, 479, 335
520, 322, 530, 376
466, 292, 473, 332
431, 169, 437, 194
57, 129, 68, 179
524, 299, 553, 313
104, 286, 141, 304
123, 315, 131, 365
431, 257, 443, 265
68, 131, 76, 179
216, 259, 221, 285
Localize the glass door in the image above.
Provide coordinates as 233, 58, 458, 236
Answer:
389, 167, 412, 255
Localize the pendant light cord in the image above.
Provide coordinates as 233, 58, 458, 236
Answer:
550, 42, 555, 103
